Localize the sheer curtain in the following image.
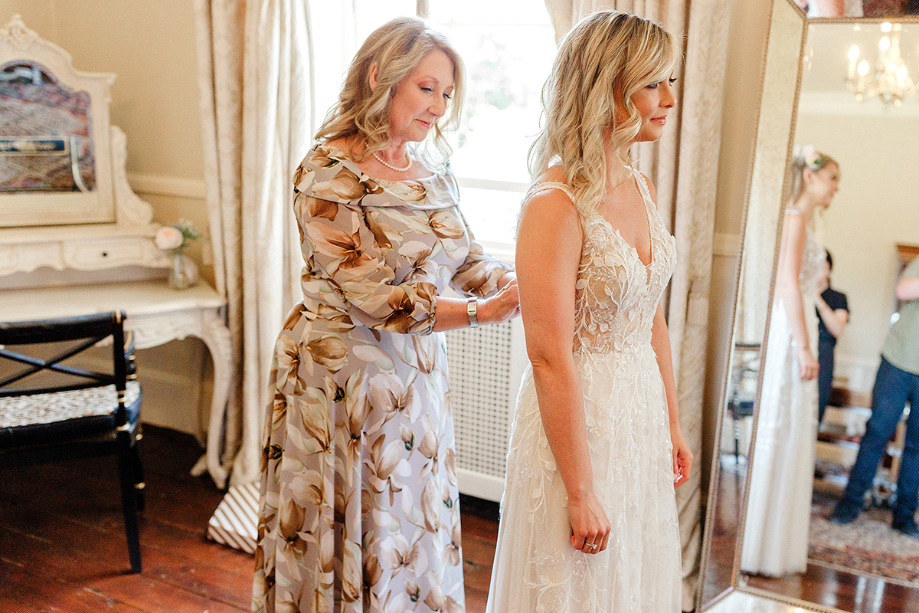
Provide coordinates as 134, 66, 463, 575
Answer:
193, 0, 312, 488
542, 2, 729, 609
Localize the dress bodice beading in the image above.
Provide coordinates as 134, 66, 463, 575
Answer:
798, 223, 826, 298
524, 171, 676, 356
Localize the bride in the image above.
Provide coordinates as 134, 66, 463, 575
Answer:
486, 11, 693, 612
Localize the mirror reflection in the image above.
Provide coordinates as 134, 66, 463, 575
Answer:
0, 60, 96, 194
799, 0, 919, 18
739, 17, 919, 611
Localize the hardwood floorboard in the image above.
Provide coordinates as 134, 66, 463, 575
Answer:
1, 425, 252, 613
7, 424, 919, 612
1, 560, 142, 612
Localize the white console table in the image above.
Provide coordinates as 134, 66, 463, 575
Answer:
0, 279, 234, 487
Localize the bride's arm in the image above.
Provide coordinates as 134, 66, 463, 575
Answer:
644, 174, 693, 486
650, 305, 693, 487
775, 211, 819, 380
515, 187, 610, 555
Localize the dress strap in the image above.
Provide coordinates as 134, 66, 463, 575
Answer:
518, 181, 582, 239
630, 167, 655, 208
524, 181, 575, 204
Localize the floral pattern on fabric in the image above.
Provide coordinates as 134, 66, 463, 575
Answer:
252, 145, 512, 613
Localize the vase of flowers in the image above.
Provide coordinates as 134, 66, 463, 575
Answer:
155, 220, 202, 290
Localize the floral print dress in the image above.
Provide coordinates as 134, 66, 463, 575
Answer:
252, 145, 512, 613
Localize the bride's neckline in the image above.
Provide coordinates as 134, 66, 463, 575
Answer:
533, 171, 656, 270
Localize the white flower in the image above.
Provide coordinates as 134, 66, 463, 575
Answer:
155, 226, 184, 251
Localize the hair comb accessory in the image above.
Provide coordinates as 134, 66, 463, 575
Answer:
796, 144, 825, 170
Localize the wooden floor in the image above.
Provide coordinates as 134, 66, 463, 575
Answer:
7, 425, 919, 612
703, 455, 919, 613
0, 425, 501, 613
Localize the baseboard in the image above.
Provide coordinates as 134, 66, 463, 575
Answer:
457, 468, 505, 503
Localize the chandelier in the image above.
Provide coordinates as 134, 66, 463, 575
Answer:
845, 23, 917, 109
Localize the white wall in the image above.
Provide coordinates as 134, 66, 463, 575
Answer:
796, 111, 919, 392
1, 2, 210, 435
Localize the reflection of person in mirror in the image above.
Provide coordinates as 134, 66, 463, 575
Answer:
251, 18, 520, 613
486, 11, 689, 612
816, 250, 850, 424
830, 258, 919, 537
741, 146, 839, 577
798, 0, 864, 17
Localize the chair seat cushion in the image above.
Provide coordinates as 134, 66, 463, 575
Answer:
0, 381, 141, 449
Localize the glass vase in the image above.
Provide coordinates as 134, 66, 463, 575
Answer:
168, 252, 190, 290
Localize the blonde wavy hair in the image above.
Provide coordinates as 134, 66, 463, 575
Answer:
786, 145, 838, 204
314, 17, 464, 170
529, 11, 678, 213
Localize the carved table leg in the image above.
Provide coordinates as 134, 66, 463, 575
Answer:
188, 308, 234, 488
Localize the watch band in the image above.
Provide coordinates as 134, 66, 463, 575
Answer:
466, 297, 479, 328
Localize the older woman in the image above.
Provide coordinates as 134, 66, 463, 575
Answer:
251, 17, 519, 613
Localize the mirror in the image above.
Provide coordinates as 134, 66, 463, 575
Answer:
0, 15, 115, 228
697, 0, 808, 608
803, 0, 919, 18
699, 3, 919, 611
0, 61, 97, 193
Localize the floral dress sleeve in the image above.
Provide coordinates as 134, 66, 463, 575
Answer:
446, 173, 514, 299
293, 155, 440, 336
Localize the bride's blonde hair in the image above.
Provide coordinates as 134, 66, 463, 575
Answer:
529, 11, 678, 213
314, 17, 464, 170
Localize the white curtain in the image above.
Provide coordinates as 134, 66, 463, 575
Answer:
193, 0, 312, 488
543, 2, 729, 610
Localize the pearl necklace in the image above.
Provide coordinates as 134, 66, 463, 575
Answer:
373, 151, 412, 172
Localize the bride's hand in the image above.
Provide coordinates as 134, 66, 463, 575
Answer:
671, 427, 693, 487
568, 491, 611, 554
797, 346, 819, 381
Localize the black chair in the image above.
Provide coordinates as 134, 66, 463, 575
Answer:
0, 311, 144, 573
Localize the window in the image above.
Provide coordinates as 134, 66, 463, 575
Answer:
312, 1, 557, 252
425, 2, 556, 253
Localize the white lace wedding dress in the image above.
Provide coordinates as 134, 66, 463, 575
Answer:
486, 172, 682, 612
740, 214, 825, 576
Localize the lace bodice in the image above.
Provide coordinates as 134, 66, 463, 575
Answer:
524, 171, 676, 355
788, 210, 826, 298
800, 228, 826, 297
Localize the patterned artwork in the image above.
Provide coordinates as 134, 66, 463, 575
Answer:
0, 61, 96, 193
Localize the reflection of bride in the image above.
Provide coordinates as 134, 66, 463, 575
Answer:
741, 146, 839, 576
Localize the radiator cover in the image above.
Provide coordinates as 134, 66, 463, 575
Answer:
445, 317, 527, 502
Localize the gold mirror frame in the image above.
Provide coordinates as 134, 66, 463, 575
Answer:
696, 0, 813, 609
698, 2, 919, 611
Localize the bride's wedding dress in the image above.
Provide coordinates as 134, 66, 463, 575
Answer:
486, 172, 682, 612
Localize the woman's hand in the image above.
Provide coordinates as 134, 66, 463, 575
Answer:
568, 491, 611, 554
497, 271, 516, 290
671, 427, 693, 487
798, 345, 819, 380
480, 278, 520, 325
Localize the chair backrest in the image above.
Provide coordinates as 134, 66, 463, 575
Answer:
0, 313, 129, 413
